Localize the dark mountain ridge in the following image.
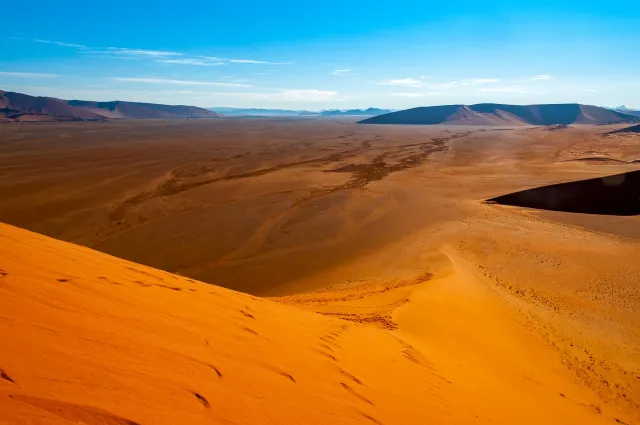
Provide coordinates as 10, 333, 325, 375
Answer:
0, 90, 221, 122
359, 103, 640, 126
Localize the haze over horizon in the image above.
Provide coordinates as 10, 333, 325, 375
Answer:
2, 0, 639, 110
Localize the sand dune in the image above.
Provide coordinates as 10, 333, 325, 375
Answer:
0, 119, 639, 424
359, 103, 640, 126
1, 220, 637, 424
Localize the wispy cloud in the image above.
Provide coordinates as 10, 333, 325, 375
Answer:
23, 38, 287, 67
480, 86, 532, 93
275, 89, 339, 101
434, 78, 500, 88
111, 77, 252, 87
204, 57, 290, 65
462, 78, 500, 85
528, 74, 554, 81
0, 71, 59, 78
209, 89, 342, 102
153, 56, 289, 66
379, 78, 423, 87
156, 58, 223, 66
332, 69, 352, 75
583, 88, 598, 92
381, 77, 499, 89
514, 74, 555, 83
232, 59, 283, 64
35, 39, 87, 49
392, 92, 445, 97
106, 48, 181, 57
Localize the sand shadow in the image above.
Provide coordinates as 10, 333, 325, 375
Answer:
487, 171, 640, 216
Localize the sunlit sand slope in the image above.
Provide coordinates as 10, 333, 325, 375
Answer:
1, 221, 635, 424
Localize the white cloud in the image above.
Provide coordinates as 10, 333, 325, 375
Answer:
435, 78, 500, 88
26, 39, 287, 66
156, 58, 223, 66
110, 77, 252, 87
528, 74, 554, 81
204, 56, 289, 65
480, 86, 532, 93
420, 76, 430, 79
380, 78, 423, 87
583, 88, 598, 92
267, 89, 340, 102
231, 59, 284, 64
106, 48, 181, 57
514, 75, 555, 83
332, 69, 352, 75
34, 39, 87, 49
434, 81, 459, 88
462, 78, 500, 85
382, 77, 499, 89
392, 92, 445, 97
211, 89, 342, 102
0, 71, 59, 78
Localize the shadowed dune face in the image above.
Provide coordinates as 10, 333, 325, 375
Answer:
609, 124, 640, 134
488, 171, 640, 216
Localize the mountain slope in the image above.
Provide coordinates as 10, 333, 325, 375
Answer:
0, 90, 105, 122
359, 103, 640, 126
0, 220, 634, 425
613, 106, 640, 118
68, 100, 221, 119
0, 90, 221, 122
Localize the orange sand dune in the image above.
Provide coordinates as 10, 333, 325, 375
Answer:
0, 221, 636, 425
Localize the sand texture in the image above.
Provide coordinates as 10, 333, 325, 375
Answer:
0, 118, 639, 424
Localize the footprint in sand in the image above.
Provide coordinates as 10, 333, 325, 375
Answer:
340, 382, 374, 405
192, 392, 211, 408
0, 368, 17, 385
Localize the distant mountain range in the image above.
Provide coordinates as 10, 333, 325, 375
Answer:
359, 104, 640, 126
4, 91, 638, 126
0, 90, 221, 122
610, 105, 640, 118
320, 108, 393, 116
209, 107, 315, 116
209, 107, 393, 116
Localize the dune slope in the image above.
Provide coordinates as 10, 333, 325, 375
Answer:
0, 221, 636, 424
66, 100, 222, 119
0, 91, 104, 122
0, 90, 221, 122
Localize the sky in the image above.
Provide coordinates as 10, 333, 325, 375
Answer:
2, 1, 640, 110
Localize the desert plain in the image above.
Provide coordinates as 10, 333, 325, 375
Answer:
0, 117, 639, 424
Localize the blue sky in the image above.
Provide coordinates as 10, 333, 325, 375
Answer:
2, 1, 639, 109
